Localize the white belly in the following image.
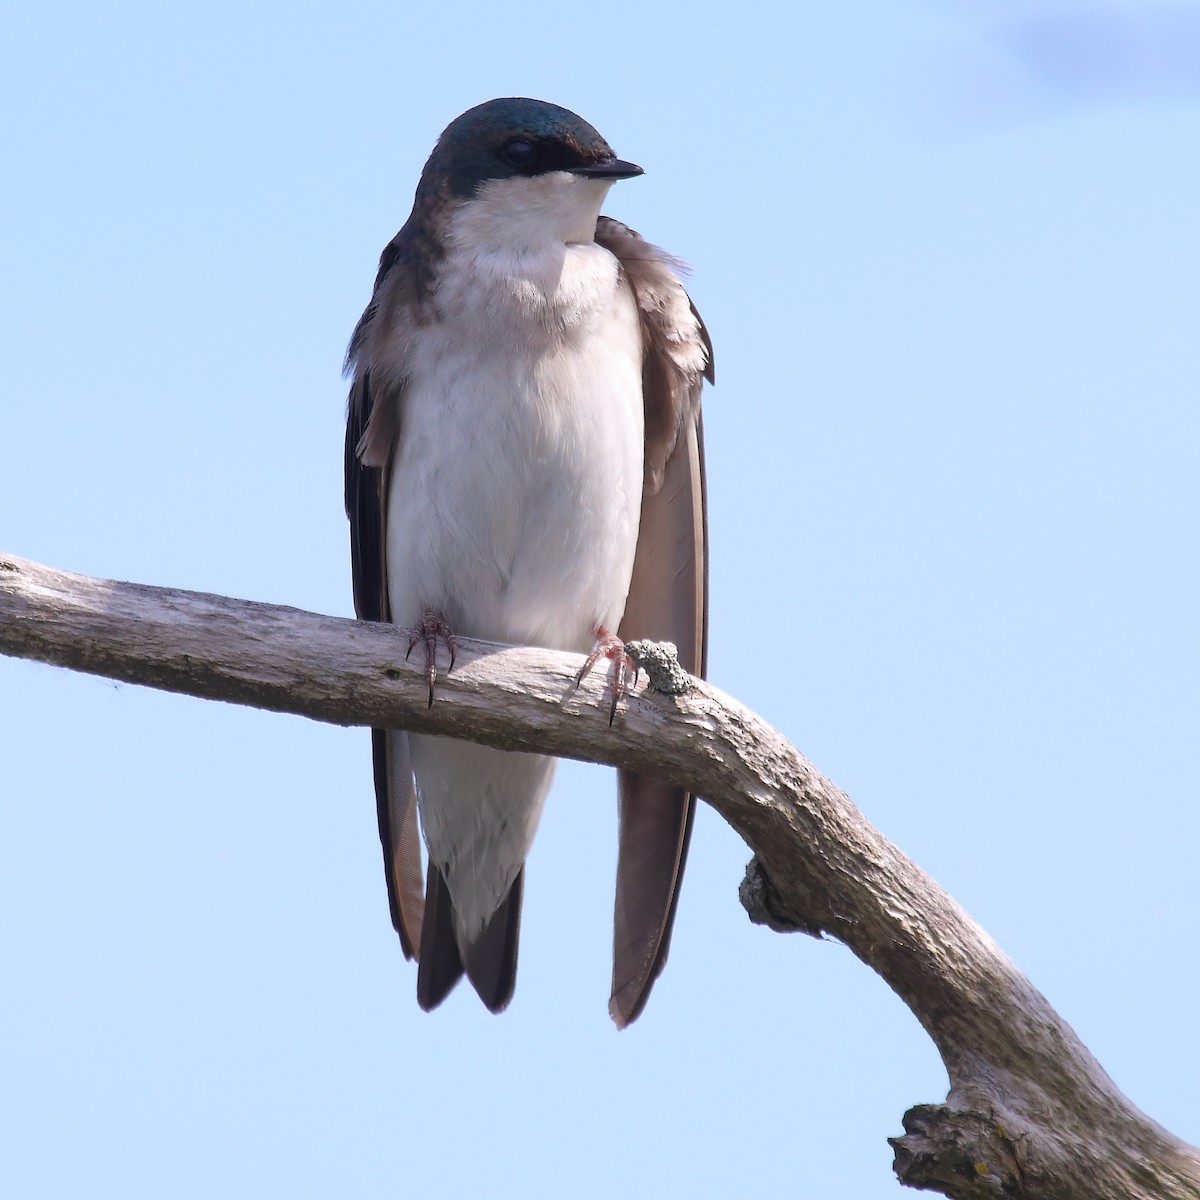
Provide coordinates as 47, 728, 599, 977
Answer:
384, 236, 644, 940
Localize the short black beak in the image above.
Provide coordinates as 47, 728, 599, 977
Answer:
568, 157, 644, 180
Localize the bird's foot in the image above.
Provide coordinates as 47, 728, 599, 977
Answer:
574, 625, 638, 725
404, 608, 457, 706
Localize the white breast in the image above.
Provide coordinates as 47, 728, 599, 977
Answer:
385, 177, 645, 654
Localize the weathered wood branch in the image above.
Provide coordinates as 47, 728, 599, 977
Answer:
2, 552, 1197, 1200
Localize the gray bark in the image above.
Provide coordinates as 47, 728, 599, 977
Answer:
2, 552, 1197, 1200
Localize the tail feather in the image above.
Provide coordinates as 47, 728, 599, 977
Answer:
416, 865, 524, 1014
416, 865, 464, 1011
463, 870, 523, 1014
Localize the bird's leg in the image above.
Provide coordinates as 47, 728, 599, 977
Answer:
404, 608, 458, 706
574, 625, 638, 725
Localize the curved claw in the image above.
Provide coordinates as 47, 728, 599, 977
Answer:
574, 625, 637, 725
404, 608, 458, 706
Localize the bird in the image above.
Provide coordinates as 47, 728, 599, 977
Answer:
343, 97, 712, 1027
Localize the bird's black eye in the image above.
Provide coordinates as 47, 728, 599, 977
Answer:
500, 138, 538, 169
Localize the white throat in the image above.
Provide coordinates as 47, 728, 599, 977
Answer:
446, 172, 614, 256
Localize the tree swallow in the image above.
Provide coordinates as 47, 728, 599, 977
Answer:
343, 97, 712, 1027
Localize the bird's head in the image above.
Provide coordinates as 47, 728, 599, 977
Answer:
416, 97, 643, 247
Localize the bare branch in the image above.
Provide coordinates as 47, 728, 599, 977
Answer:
2, 552, 1197, 1200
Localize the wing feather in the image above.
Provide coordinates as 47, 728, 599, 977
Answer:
597, 217, 712, 1027
344, 246, 427, 960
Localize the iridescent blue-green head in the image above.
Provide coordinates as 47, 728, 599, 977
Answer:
419, 97, 643, 201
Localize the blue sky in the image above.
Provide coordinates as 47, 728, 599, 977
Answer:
2, 2, 1198, 1196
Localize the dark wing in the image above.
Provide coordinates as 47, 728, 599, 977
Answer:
344, 232, 426, 960
596, 217, 713, 1028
